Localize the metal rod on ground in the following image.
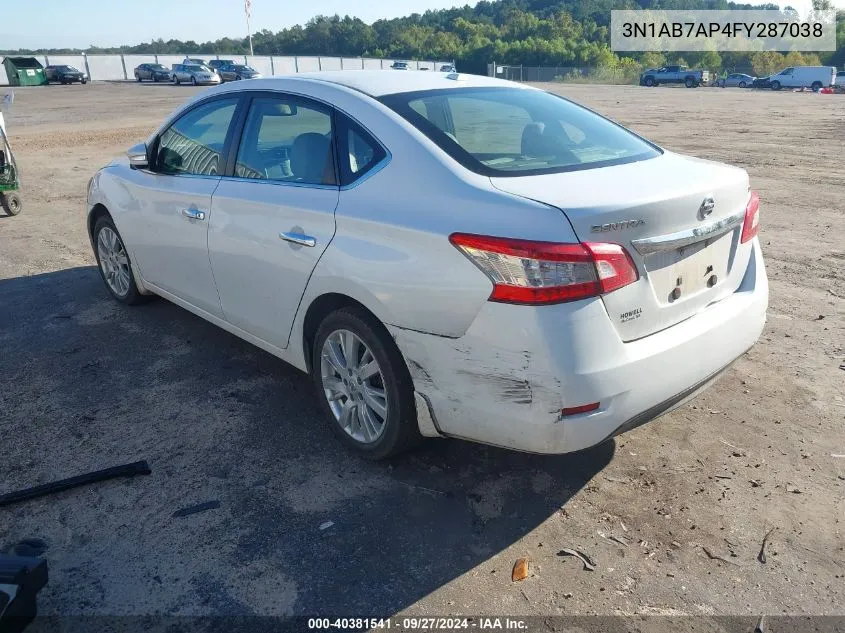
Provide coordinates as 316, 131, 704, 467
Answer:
0, 461, 151, 508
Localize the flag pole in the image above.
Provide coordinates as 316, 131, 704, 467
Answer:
245, 0, 254, 56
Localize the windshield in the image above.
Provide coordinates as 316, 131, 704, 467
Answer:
150, 64, 166, 71
234, 65, 253, 71
58, 66, 79, 72
380, 87, 661, 177
186, 65, 206, 72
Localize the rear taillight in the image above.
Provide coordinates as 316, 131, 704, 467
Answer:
741, 191, 760, 244
449, 233, 638, 305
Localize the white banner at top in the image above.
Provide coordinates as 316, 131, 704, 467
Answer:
610, 10, 836, 52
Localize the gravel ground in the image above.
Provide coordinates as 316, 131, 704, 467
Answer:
0, 82, 843, 625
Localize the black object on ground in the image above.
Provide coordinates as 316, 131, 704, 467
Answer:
172, 500, 221, 518
0, 461, 151, 508
0, 554, 49, 633
758, 528, 776, 564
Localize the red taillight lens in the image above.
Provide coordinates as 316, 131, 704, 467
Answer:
741, 191, 760, 244
449, 233, 639, 305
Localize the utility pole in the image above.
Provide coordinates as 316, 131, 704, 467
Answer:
245, 0, 254, 56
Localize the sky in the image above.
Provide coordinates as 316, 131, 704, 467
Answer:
0, 0, 473, 50
2, 0, 843, 50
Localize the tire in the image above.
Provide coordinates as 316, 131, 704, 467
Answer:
235, 75, 242, 81
153, 75, 159, 83
312, 307, 422, 460
81, 78, 87, 85
0, 192, 22, 216
771, 81, 781, 91
739, 81, 746, 88
92, 216, 147, 305
685, 77, 695, 88
136, 74, 141, 82
644, 77, 655, 87
811, 81, 822, 92
174, 75, 180, 85
191, 76, 197, 86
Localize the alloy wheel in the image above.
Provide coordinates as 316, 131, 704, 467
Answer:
97, 226, 131, 297
320, 329, 388, 444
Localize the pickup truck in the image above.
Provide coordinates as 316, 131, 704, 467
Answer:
640, 65, 710, 88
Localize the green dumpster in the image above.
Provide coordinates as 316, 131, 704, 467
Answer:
2, 57, 47, 86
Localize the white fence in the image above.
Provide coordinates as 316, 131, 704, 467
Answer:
0, 53, 451, 85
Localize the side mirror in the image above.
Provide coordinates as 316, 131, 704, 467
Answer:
127, 142, 149, 170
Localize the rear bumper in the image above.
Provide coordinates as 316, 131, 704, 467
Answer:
391, 239, 768, 454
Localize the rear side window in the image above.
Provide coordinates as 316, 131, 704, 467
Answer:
234, 96, 335, 185
336, 116, 386, 186
155, 97, 238, 176
380, 87, 660, 177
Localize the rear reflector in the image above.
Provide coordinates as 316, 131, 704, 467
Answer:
561, 402, 600, 416
740, 191, 760, 244
449, 233, 638, 305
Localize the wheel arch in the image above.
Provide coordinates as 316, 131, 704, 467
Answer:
87, 203, 112, 248
301, 292, 388, 373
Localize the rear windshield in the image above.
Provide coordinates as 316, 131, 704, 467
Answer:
380, 87, 661, 177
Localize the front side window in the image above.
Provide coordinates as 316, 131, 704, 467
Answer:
780, 68, 794, 75
155, 98, 238, 176
380, 87, 660, 177
234, 96, 335, 185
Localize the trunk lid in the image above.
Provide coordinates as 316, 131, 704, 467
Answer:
490, 152, 753, 341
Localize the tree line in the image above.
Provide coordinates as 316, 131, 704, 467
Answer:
3, 0, 843, 78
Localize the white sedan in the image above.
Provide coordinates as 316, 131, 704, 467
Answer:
86, 71, 768, 459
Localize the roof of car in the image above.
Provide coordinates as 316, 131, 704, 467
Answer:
278, 70, 524, 97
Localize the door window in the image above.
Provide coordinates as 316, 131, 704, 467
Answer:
234, 96, 335, 185
155, 97, 239, 176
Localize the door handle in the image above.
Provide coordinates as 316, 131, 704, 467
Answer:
279, 232, 316, 248
181, 208, 206, 221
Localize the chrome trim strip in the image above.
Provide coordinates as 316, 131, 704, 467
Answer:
223, 175, 338, 191
631, 210, 745, 255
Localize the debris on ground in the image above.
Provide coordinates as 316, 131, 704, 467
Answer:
172, 500, 220, 518
785, 484, 802, 494
558, 548, 596, 571
319, 521, 335, 531
0, 460, 151, 507
758, 528, 776, 564
702, 546, 741, 566
512, 557, 529, 582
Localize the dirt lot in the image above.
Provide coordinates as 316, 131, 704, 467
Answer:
0, 82, 843, 625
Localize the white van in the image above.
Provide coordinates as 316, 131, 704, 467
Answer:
765, 66, 836, 91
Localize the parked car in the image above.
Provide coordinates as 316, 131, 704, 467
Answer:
390, 61, 410, 70
170, 64, 221, 86
440, 64, 456, 73
716, 73, 755, 88
134, 63, 171, 83
207, 59, 235, 74
640, 65, 711, 87
86, 71, 768, 459
44, 65, 87, 84
217, 64, 262, 82
753, 66, 836, 91
836, 70, 845, 93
